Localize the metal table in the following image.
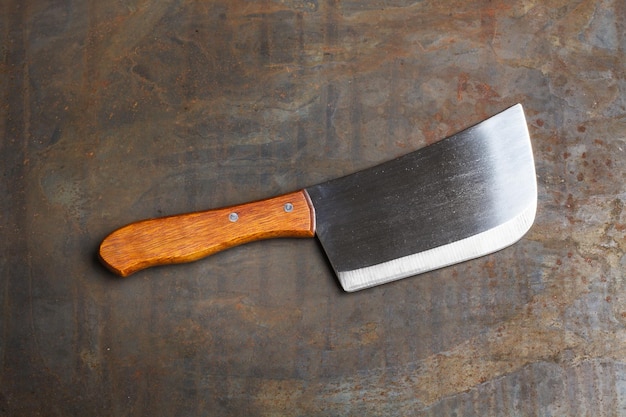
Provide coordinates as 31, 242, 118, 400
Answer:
2, 1, 625, 415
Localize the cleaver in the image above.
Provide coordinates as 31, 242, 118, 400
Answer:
99, 104, 537, 292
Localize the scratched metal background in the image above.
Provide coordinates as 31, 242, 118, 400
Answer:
2, 0, 626, 415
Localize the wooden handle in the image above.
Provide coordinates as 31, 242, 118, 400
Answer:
99, 190, 316, 276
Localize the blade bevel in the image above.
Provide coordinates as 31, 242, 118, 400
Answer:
337, 198, 536, 292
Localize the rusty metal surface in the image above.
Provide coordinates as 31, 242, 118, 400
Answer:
1, 0, 625, 415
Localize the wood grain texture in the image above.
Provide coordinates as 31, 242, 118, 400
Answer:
99, 190, 315, 276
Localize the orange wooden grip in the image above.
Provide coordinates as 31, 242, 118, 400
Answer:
99, 190, 316, 276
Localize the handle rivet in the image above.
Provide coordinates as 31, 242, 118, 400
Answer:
284, 203, 294, 213
229, 212, 239, 222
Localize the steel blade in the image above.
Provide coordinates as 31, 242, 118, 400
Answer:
306, 104, 537, 292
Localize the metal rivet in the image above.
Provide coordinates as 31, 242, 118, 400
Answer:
284, 203, 294, 213
228, 212, 239, 222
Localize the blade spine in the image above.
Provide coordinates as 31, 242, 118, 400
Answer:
309, 103, 526, 191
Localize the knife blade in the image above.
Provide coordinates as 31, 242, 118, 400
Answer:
99, 103, 537, 291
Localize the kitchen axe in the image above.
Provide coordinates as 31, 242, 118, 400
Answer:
99, 104, 537, 292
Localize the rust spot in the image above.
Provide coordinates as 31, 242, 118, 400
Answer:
563, 152, 570, 159
475, 82, 500, 100
594, 139, 605, 146
577, 125, 586, 132
605, 296, 611, 303
577, 173, 584, 181
556, 259, 562, 266
395, 141, 407, 148
457, 72, 469, 101
482, 259, 497, 278
566, 193, 575, 209
536, 118, 544, 127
